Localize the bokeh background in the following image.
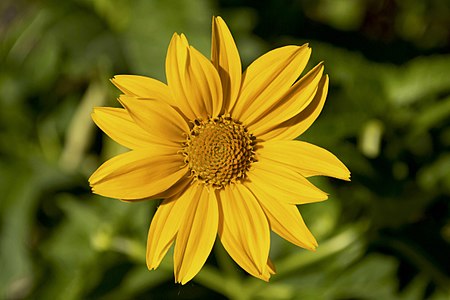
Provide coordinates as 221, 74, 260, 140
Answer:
1, 0, 449, 299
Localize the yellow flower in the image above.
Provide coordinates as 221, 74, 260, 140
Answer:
89, 16, 350, 284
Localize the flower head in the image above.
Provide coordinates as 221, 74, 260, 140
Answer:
89, 16, 350, 284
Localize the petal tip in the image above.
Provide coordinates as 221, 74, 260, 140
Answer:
179, 33, 189, 46
213, 15, 225, 25
174, 274, 190, 285
146, 259, 161, 271
88, 173, 98, 186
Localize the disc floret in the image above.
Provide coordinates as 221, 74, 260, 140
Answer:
183, 115, 256, 189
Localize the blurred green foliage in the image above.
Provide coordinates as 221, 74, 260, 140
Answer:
1, 0, 449, 299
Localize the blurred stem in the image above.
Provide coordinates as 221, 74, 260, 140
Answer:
273, 225, 363, 280
110, 237, 145, 263
160, 253, 247, 299
59, 79, 107, 172
187, 251, 248, 299
214, 239, 242, 280
193, 265, 243, 299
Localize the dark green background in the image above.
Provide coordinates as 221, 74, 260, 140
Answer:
1, 0, 449, 299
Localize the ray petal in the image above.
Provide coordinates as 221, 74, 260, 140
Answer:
249, 63, 324, 136
166, 33, 197, 120
174, 184, 219, 284
267, 258, 276, 275
258, 140, 350, 180
259, 75, 329, 141
247, 182, 318, 250
146, 185, 194, 270
247, 158, 328, 205
183, 46, 223, 118
217, 185, 272, 280
111, 75, 175, 106
92, 107, 156, 149
89, 149, 188, 200
231, 45, 311, 125
120, 175, 192, 203
119, 95, 189, 145
211, 16, 242, 113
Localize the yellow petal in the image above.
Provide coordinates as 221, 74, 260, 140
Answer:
166, 33, 197, 120
183, 46, 223, 118
119, 95, 189, 145
249, 63, 324, 136
146, 185, 193, 270
217, 185, 272, 280
111, 75, 175, 106
258, 140, 350, 180
150, 175, 191, 200
121, 175, 191, 203
247, 182, 317, 250
92, 107, 156, 149
211, 16, 242, 113
89, 149, 187, 200
248, 158, 328, 204
259, 75, 329, 141
90, 145, 176, 183
267, 258, 276, 275
231, 45, 311, 125
174, 183, 218, 284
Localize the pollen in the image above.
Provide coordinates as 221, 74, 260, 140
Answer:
183, 115, 256, 189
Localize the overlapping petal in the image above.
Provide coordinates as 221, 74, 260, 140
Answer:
89, 148, 187, 200
267, 259, 276, 275
119, 95, 189, 145
259, 75, 329, 141
111, 75, 175, 106
120, 173, 192, 202
146, 185, 193, 270
119, 176, 191, 203
92, 107, 155, 149
258, 140, 350, 180
149, 176, 192, 200
166, 33, 197, 120
231, 45, 311, 125
166, 33, 223, 120
183, 46, 223, 118
217, 185, 272, 280
248, 157, 328, 204
174, 184, 218, 284
248, 182, 318, 250
211, 16, 242, 112
248, 63, 324, 136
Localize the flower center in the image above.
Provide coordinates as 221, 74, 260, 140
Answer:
183, 115, 256, 189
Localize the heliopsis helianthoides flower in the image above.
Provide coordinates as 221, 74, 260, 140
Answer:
89, 16, 350, 284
